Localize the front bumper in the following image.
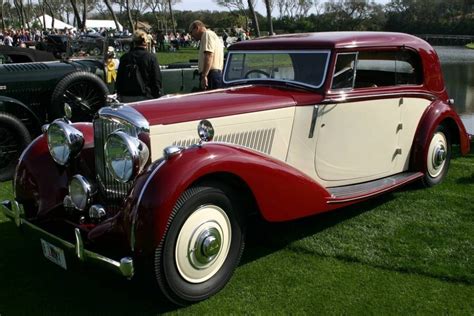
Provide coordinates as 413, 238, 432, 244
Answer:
1, 199, 134, 279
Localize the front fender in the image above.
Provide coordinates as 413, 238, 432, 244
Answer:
14, 123, 94, 218
129, 143, 331, 255
411, 101, 470, 172
0, 95, 43, 130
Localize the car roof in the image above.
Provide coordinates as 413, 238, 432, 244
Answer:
228, 32, 433, 52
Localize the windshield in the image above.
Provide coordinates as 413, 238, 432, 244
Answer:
224, 50, 330, 89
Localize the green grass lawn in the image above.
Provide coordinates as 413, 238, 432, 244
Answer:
0, 151, 473, 314
466, 43, 474, 49
156, 47, 200, 65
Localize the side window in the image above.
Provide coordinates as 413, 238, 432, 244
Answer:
355, 50, 423, 88
331, 53, 357, 90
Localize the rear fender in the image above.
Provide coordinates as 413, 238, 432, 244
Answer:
14, 123, 94, 218
411, 100, 470, 172
130, 143, 331, 255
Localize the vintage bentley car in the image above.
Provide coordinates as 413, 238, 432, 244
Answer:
1, 32, 471, 305
0, 39, 199, 181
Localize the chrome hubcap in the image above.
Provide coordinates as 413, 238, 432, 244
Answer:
193, 228, 222, 266
433, 146, 446, 167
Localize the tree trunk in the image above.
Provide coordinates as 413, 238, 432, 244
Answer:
264, 0, 273, 35
104, 0, 121, 31
168, 0, 176, 36
247, 0, 260, 37
82, 0, 87, 31
41, 1, 47, 32
44, 0, 54, 30
13, 0, 24, 28
125, 0, 134, 32
0, 0, 6, 31
70, 0, 82, 30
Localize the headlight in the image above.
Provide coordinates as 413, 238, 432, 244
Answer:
104, 131, 149, 183
47, 120, 84, 166
69, 175, 93, 211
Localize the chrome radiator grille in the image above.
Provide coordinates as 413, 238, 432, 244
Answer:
94, 116, 136, 203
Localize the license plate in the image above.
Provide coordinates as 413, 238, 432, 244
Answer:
41, 239, 67, 270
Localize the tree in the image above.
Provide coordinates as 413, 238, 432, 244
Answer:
247, 0, 260, 36
103, 0, 121, 31
125, 0, 133, 31
168, 0, 176, 35
70, 0, 83, 30
264, 0, 273, 35
1, 0, 6, 30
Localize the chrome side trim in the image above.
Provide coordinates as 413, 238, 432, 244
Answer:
327, 172, 423, 204
1, 200, 134, 279
323, 91, 436, 103
130, 159, 166, 251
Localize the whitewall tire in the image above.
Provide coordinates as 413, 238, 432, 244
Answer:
422, 125, 451, 187
155, 185, 245, 305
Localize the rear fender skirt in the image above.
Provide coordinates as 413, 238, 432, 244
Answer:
411, 101, 470, 172
130, 143, 331, 255
0, 96, 42, 130
14, 123, 94, 218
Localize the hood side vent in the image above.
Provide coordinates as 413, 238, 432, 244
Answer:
173, 128, 276, 155
4, 63, 50, 72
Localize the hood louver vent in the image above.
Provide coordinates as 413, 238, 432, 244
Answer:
173, 128, 276, 155
3, 63, 50, 72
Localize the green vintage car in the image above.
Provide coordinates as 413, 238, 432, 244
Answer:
0, 41, 199, 181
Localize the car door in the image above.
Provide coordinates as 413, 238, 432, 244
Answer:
314, 52, 401, 184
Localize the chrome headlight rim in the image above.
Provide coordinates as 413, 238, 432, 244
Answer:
47, 119, 84, 166
69, 175, 93, 211
104, 131, 149, 183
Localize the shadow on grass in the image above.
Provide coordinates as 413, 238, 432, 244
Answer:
241, 193, 395, 265
457, 174, 474, 184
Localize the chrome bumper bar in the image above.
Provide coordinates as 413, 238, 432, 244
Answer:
1, 200, 134, 279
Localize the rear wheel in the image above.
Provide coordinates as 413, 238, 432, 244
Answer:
0, 112, 31, 181
422, 125, 451, 187
155, 185, 245, 305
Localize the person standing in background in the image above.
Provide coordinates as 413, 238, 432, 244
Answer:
188, 20, 224, 90
116, 30, 162, 102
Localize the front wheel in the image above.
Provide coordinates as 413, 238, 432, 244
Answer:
155, 185, 245, 305
422, 125, 451, 187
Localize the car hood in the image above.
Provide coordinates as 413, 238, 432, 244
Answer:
132, 85, 324, 126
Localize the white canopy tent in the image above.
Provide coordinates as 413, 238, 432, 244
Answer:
85, 20, 123, 31
32, 14, 76, 31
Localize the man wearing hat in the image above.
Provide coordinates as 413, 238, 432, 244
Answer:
189, 20, 224, 90
116, 30, 162, 102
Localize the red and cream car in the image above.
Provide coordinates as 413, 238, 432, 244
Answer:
2, 32, 471, 305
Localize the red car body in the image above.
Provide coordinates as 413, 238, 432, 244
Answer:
2, 32, 470, 305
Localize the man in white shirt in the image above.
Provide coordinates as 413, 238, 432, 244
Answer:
189, 20, 224, 90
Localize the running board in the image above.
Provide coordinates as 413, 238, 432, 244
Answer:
327, 172, 423, 204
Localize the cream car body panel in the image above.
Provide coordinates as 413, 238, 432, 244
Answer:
314, 98, 401, 183
148, 107, 296, 161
